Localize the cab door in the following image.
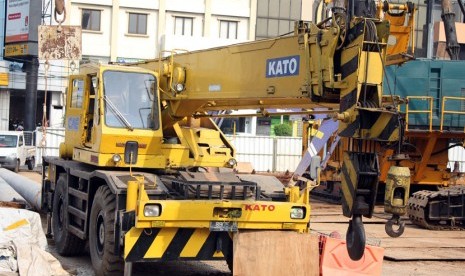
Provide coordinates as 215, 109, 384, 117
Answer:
17, 135, 25, 165
63, 75, 89, 152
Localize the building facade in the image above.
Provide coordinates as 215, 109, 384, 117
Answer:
2, 0, 462, 132
65, 0, 258, 62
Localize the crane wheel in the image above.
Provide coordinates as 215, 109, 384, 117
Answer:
52, 173, 85, 256
385, 217, 405, 238
89, 185, 124, 275
227, 257, 233, 273
346, 215, 366, 261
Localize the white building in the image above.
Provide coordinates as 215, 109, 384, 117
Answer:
66, 0, 259, 62
0, 0, 313, 131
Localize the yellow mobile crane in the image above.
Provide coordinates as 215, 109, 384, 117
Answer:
41, 0, 406, 274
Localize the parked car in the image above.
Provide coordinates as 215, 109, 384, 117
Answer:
0, 131, 36, 172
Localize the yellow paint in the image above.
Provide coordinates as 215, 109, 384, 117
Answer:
358, 52, 383, 84
180, 228, 210, 257
126, 180, 139, 211
3, 219, 28, 231
0, 73, 9, 86
124, 227, 143, 259
144, 228, 177, 258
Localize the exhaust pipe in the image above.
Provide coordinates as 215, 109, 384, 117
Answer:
0, 168, 41, 211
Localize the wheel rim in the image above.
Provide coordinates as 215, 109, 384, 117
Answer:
96, 211, 105, 255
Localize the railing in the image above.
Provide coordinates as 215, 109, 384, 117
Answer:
440, 96, 465, 132
406, 96, 465, 132
405, 96, 433, 131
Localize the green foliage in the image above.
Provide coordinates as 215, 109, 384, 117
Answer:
274, 123, 292, 136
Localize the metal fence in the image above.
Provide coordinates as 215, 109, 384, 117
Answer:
34, 127, 65, 165
226, 135, 302, 172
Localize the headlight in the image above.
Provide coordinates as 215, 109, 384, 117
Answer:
227, 158, 237, 168
112, 154, 121, 163
175, 83, 184, 93
144, 204, 161, 217
290, 207, 305, 219
8, 153, 17, 159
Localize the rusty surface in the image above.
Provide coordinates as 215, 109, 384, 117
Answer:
38, 25, 81, 60
55, 0, 65, 15
0, 201, 26, 209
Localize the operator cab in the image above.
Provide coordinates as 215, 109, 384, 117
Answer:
60, 63, 165, 169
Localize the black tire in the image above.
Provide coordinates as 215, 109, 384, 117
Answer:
27, 157, 35, 170
224, 235, 234, 273
226, 258, 233, 274
346, 215, 366, 261
385, 219, 405, 238
14, 159, 20, 173
89, 186, 124, 276
52, 173, 86, 256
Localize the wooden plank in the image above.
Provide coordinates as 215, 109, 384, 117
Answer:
233, 231, 319, 276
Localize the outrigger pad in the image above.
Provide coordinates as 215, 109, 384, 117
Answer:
233, 230, 319, 276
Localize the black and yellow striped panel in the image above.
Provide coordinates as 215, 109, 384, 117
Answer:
338, 20, 400, 142
124, 227, 232, 263
341, 152, 358, 217
339, 111, 400, 142
338, 22, 364, 139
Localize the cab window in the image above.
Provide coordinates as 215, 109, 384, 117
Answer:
71, 79, 84, 108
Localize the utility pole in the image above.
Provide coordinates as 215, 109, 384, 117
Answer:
24, 58, 39, 131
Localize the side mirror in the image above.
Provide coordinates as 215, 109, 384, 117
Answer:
124, 141, 138, 164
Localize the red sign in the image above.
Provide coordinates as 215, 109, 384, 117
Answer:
8, 13, 21, 20
244, 204, 276, 211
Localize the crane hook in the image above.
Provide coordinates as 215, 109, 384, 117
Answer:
385, 214, 405, 237
346, 214, 366, 261
54, 0, 66, 24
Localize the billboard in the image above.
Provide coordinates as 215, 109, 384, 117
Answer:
4, 0, 41, 59
5, 0, 30, 43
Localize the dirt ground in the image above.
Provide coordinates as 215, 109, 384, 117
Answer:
4, 170, 465, 275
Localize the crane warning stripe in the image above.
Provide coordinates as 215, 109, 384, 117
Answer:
125, 227, 230, 262
341, 152, 357, 216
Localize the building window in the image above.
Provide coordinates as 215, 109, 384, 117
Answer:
82, 9, 101, 31
219, 20, 238, 39
174, 17, 193, 36
128, 13, 147, 35
256, 0, 301, 40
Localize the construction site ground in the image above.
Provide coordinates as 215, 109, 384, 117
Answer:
1, 170, 465, 275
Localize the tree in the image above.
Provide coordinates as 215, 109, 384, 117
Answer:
274, 123, 292, 136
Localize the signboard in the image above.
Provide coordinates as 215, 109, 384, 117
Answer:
0, 73, 9, 86
38, 26, 82, 60
4, 43, 28, 56
4, 0, 41, 60
5, 0, 30, 43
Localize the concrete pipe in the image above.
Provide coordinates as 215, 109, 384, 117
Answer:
0, 168, 41, 210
